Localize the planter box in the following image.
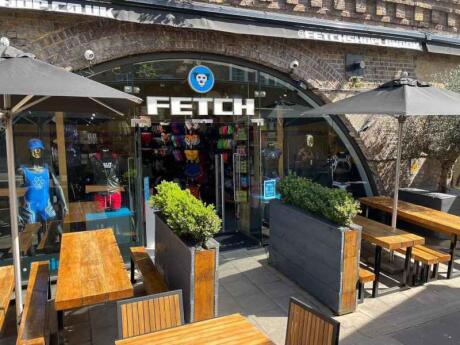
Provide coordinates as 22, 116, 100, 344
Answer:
399, 188, 460, 240
268, 200, 361, 315
154, 214, 219, 323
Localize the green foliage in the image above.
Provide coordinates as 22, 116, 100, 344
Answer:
278, 174, 360, 227
151, 181, 221, 246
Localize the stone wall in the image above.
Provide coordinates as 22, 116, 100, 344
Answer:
2, 8, 460, 193
194, 0, 460, 35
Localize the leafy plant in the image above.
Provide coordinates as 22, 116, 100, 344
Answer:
151, 181, 221, 246
278, 174, 360, 227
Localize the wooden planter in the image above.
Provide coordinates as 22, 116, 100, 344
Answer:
154, 214, 219, 323
269, 200, 361, 315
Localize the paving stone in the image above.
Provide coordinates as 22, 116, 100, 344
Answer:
222, 278, 260, 297
236, 292, 280, 315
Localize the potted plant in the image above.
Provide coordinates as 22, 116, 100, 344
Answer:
150, 181, 221, 323
269, 174, 361, 315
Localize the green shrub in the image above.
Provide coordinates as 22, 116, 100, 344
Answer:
278, 174, 360, 227
151, 181, 221, 246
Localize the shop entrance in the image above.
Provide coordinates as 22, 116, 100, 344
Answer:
141, 117, 262, 247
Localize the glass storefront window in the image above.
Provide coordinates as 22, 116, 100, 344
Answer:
0, 56, 372, 273
0, 110, 139, 277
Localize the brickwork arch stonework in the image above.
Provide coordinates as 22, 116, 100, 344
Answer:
10, 11, 387, 192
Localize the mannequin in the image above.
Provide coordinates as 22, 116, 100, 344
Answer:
19, 138, 68, 243
90, 146, 122, 211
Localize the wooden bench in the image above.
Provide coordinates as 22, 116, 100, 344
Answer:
357, 268, 375, 302
129, 247, 168, 294
397, 245, 451, 284
0, 266, 15, 332
117, 290, 184, 340
17, 261, 51, 345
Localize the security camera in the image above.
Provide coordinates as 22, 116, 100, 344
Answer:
84, 49, 95, 62
289, 60, 300, 70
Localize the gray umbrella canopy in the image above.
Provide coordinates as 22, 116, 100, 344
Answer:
301, 77, 460, 116
0, 44, 142, 320
300, 74, 460, 232
0, 45, 142, 114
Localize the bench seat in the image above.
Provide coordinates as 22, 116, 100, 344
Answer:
17, 261, 50, 345
397, 245, 451, 283
357, 268, 375, 302
0, 266, 14, 332
129, 247, 168, 294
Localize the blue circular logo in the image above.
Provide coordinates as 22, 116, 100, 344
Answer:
188, 65, 214, 94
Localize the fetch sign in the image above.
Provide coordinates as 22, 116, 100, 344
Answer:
147, 65, 255, 116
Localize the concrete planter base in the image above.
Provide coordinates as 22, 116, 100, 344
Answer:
268, 200, 361, 315
154, 214, 219, 323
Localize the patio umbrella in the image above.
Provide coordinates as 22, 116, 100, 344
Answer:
0, 43, 142, 318
300, 73, 460, 231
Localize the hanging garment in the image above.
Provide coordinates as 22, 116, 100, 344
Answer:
21, 165, 56, 223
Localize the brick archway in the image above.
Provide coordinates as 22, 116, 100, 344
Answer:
28, 19, 346, 97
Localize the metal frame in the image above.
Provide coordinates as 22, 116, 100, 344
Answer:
116, 289, 184, 340
286, 297, 340, 345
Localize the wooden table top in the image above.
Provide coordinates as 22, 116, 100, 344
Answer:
360, 196, 460, 236
114, 313, 275, 345
55, 228, 133, 311
64, 201, 99, 224
354, 215, 425, 250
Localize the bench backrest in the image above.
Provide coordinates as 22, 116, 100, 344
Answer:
117, 290, 183, 339
17, 261, 50, 345
285, 297, 340, 345
130, 247, 168, 294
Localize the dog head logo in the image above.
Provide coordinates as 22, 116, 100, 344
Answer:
188, 65, 214, 93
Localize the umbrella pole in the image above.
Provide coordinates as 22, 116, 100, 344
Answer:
4, 95, 24, 321
391, 116, 406, 230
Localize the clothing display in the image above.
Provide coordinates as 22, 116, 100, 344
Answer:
94, 191, 122, 211
90, 149, 122, 211
21, 164, 57, 223
262, 146, 282, 178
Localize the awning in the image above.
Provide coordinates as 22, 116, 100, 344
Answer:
425, 42, 460, 56
4, 0, 460, 54
0, 0, 423, 51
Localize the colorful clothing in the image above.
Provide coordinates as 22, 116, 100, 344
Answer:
21, 165, 56, 223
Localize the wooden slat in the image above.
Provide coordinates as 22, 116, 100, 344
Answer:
360, 196, 460, 236
286, 301, 337, 345
55, 228, 133, 311
17, 261, 49, 345
63, 201, 99, 224
340, 229, 359, 314
85, 185, 125, 193
194, 248, 216, 322
396, 247, 437, 265
415, 245, 451, 262
129, 247, 168, 294
358, 268, 375, 284
120, 291, 183, 339
0, 266, 14, 332
354, 215, 425, 250
115, 314, 274, 345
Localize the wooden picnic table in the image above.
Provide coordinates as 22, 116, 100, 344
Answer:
354, 215, 425, 297
360, 196, 460, 278
114, 313, 274, 345
55, 228, 133, 327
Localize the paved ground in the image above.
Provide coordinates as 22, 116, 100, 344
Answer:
2, 246, 460, 345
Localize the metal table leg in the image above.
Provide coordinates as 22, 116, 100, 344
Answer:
447, 234, 458, 279
58, 310, 64, 331
372, 246, 382, 298
130, 258, 135, 284
402, 246, 412, 286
